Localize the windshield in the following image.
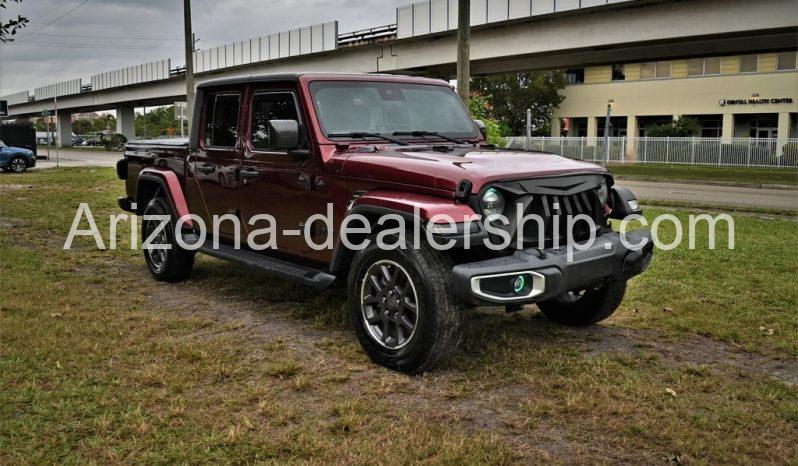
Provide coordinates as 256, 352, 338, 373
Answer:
0, 140, 6, 148
309, 81, 478, 141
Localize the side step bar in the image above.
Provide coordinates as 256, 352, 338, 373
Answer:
183, 233, 337, 289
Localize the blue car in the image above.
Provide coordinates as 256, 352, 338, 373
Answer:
0, 139, 36, 173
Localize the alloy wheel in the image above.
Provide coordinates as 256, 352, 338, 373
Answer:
10, 158, 26, 173
360, 260, 419, 350
144, 219, 169, 271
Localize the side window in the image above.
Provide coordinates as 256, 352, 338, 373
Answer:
204, 93, 240, 148
251, 92, 299, 151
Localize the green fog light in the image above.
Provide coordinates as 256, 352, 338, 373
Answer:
512, 275, 526, 294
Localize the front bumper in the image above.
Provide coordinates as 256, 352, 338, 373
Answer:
452, 230, 653, 305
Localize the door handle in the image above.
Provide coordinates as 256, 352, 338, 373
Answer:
197, 163, 215, 174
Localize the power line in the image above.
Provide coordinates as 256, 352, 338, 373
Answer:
8, 41, 182, 51
18, 0, 91, 38
22, 32, 183, 41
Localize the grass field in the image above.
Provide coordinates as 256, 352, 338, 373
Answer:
609, 164, 798, 186
1, 168, 796, 464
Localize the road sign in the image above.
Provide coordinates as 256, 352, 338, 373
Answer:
0, 100, 7, 117
41, 110, 51, 117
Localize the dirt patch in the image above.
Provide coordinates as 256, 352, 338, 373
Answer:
0, 184, 35, 191
568, 325, 798, 386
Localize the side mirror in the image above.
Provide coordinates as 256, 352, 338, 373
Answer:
268, 119, 299, 151
474, 120, 487, 139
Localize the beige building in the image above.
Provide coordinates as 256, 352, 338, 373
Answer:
552, 51, 798, 155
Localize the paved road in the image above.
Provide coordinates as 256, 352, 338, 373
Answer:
620, 180, 798, 212
35, 149, 119, 169
27, 151, 798, 212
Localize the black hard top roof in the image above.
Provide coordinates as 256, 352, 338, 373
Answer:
196, 72, 447, 89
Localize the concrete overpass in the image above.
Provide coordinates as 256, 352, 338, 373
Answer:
3, 0, 796, 145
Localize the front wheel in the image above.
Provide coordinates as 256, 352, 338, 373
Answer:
537, 280, 627, 327
347, 235, 464, 374
7, 157, 28, 173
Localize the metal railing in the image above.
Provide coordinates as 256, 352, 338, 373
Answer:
504, 137, 798, 169
338, 24, 397, 47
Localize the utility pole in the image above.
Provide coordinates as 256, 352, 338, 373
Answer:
456, 0, 470, 105
183, 0, 195, 131
54, 95, 60, 168
525, 109, 532, 150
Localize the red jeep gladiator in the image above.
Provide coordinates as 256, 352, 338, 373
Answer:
117, 73, 653, 373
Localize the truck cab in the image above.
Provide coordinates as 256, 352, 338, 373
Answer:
118, 73, 653, 373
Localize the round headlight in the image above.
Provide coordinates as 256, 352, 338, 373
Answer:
598, 182, 609, 206
482, 188, 505, 218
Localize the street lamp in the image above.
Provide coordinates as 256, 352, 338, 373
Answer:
604, 99, 615, 166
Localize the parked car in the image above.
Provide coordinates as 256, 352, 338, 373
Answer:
117, 73, 653, 373
0, 139, 36, 173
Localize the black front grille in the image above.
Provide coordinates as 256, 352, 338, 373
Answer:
517, 189, 603, 247
481, 174, 608, 249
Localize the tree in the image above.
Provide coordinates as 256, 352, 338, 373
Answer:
92, 114, 116, 133
645, 116, 701, 137
72, 119, 93, 135
135, 106, 179, 138
471, 71, 567, 136
0, 0, 29, 42
468, 92, 505, 147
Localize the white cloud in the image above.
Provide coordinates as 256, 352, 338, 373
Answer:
0, 0, 408, 95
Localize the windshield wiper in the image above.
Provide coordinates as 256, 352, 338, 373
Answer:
327, 132, 408, 146
392, 131, 472, 145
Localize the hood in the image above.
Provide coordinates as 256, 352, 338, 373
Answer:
7, 146, 34, 157
338, 145, 607, 193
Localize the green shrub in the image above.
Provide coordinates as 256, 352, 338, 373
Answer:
104, 134, 127, 151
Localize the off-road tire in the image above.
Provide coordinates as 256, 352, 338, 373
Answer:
347, 233, 464, 374
537, 279, 627, 327
7, 157, 28, 173
142, 196, 195, 282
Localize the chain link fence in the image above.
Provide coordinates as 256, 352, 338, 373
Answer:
504, 137, 798, 169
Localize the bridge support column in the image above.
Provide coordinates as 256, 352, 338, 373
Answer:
56, 112, 72, 147
116, 106, 135, 141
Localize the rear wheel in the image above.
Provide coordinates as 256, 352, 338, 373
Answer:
537, 280, 627, 326
142, 197, 195, 282
347, 234, 464, 374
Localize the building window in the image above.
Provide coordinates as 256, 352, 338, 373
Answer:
564, 68, 585, 84
777, 52, 797, 71
656, 61, 671, 78
642, 61, 671, 79
687, 59, 704, 76
641, 62, 656, 79
688, 57, 721, 76
705, 57, 721, 75
739, 54, 759, 73
611, 64, 626, 81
